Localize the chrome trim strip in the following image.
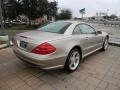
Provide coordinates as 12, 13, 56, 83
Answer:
83, 47, 102, 58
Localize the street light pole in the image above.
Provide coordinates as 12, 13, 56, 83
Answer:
107, 9, 109, 16
0, 0, 4, 35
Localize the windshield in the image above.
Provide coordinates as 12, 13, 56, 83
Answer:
38, 21, 72, 34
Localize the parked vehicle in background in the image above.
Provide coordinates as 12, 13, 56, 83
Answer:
4, 20, 13, 27
12, 20, 109, 72
12, 20, 27, 25
12, 20, 22, 25
0, 20, 12, 28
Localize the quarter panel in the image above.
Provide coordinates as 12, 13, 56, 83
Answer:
47, 35, 82, 64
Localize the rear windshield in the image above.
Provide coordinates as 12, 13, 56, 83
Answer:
38, 21, 72, 34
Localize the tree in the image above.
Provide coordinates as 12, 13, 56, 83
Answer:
47, 1, 58, 20
2, 0, 58, 23
21, 0, 50, 24
47, 1, 57, 19
3, 0, 22, 19
91, 16, 95, 20
102, 15, 109, 20
21, 0, 39, 21
37, 0, 49, 17
57, 9, 72, 20
109, 14, 117, 20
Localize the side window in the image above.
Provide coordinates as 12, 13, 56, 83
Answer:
73, 26, 81, 34
79, 24, 96, 34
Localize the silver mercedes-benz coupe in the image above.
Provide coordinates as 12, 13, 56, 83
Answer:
13, 21, 109, 72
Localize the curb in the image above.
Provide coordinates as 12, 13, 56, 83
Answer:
0, 41, 12, 49
0, 44, 9, 49
0, 35, 10, 49
109, 41, 120, 47
0, 41, 13, 49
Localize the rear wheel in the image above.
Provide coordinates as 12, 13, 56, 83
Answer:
64, 48, 81, 72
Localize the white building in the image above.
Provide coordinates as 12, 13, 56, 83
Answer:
95, 12, 107, 20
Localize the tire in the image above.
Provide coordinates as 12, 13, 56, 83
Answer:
101, 37, 109, 51
64, 48, 81, 72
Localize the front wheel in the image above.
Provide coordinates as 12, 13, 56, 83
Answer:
101, 37, 109, 51
64, 48, 81, 72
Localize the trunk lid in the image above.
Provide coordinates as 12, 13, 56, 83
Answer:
14, 31, 70, 52
17, 31, 69, 42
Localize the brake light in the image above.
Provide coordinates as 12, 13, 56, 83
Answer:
32, 42, 56, 55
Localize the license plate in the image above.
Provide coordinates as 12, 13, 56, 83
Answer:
20, 41, 27, 48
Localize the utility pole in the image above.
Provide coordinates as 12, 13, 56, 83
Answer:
0, 0, 4, 35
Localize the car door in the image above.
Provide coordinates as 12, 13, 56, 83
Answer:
78, 24, 103, 55
72, 25, 94, 56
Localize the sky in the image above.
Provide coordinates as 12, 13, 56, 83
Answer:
49, 0, 120, 18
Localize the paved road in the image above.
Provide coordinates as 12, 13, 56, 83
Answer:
0, 46, 120, 90
90, 24, 120, 35
90, 23, 120, 45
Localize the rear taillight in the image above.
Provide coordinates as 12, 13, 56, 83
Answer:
32, 42, 56, 55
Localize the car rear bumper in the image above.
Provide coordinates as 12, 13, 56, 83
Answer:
13, 46, 67, 69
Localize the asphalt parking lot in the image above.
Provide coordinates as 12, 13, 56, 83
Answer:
0, 45, 120, 90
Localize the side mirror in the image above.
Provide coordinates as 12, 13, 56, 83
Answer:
96, 31, 102, 34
